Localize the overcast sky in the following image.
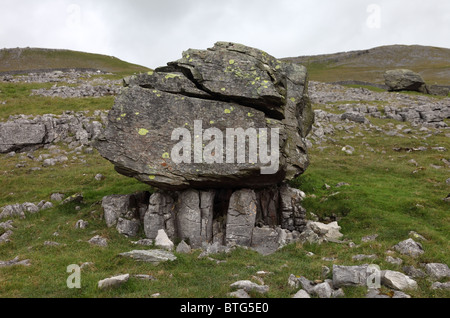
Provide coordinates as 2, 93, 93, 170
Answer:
1, 0, 449, 69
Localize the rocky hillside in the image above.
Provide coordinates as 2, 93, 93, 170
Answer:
283, 45, 450, 85
0, 47, 150, 75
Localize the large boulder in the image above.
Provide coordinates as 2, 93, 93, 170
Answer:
384, 69, 428, 93
94, 42, 313, 191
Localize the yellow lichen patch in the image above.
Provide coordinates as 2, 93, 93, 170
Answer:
221, 88, 226, 92
135, 112, 140, 115
138, 128, 149, 136
165, 73, 181, 80
149, 175, 156, 180
121, 113, 127, 117
247, 112, 254, 117
229, 59, 235, 65
209, 120, 215, 125
290, 97, 296, 103
162, 152, 170, 159
148, 71, 154, 76
224, 109, 231, 114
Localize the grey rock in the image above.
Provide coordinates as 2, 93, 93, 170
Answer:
61, 193, 84, 205
98, 274, 130, 290
0, 204, 25, 220
143, 191, 176, 240
94, 42, 313, 191
0, 230, 13, 244
88, 235, 108, 247
176, 240, 192, 254
22, 203, 39, 214
0, 122, 47, 153
75, 219, 88, 229
384, 69, 428, 93
230, 280, 269, 294
425, 263, 450, 280
155, 229, 174, 251
386, 256, 403, 265
381, 270, 418, 291
198, 242, 232, 258
229, 289, 251, 298
102, 192, 150, 228
225, 189, 257, 247
333, 265, 369, 288
133, 274, 156, 281
50, 193, 65, 201
403, 265, 427, 278
116, 218, 140, 237
0, 220, 14, 230
431, 281, 450, 290
312, 281, 333, 298
250, 226, 280, 256
393, 238, 424, 258
119, 249, 177, 264
0, 256, 31, 268
361, 234, 378, 242
131, 239, 154, 246
341, 112, 368, 124
352, 254, 377, 261
292, 289, 311, 298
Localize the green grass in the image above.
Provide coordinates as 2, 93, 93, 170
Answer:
1, 79, 449, 298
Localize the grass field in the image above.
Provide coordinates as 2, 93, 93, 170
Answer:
1, 78, 449, 298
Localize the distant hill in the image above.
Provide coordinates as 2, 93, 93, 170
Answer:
282, 45, 450, 85
0, 47, 150, 75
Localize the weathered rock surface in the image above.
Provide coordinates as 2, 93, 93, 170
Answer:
98, 274, 130, 290
381, 270, 418, 291
0, 111, 108, 154
393, 238, 424, 258
384, 69, 428, 93
95, 42, 313, 191
230, 280, 269, 294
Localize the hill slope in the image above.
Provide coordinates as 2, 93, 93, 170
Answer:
0, 47, 150, 75
283, 45, 450, 85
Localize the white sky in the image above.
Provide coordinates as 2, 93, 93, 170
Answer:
1, 0, 449, 69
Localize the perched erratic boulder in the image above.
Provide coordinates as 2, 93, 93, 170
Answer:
95, 42, 313, 191
96, 43, 314, 252
384, 69, 428, 93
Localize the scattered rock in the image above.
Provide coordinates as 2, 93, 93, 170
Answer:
381, 270, 418, 291
425, 263, 450, 280
386, 256, 403, 265
119, 249, 177, 264
341, 145, 355, 155
176, 240, 192, 254
116, 218, 141, 237
361, 234, 378, 242
155, 229, 174, 251
332, 265, 369, 288
393, 238, 424, 258
230, 280, 269, 294
0, 230, 13, 244
403, 265, 427, 278
292, 289, 311, 298
94, 174, 105, 181
133, 274, 156, 281
44, 241, 61, 246
98, 274, 130, 290
75, 219, 88, 229
131, 239, 154, 246
431, 281, 450, 290
50, 193, 65, 202
352, 254, 377, 261
228, 289, 251, 299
